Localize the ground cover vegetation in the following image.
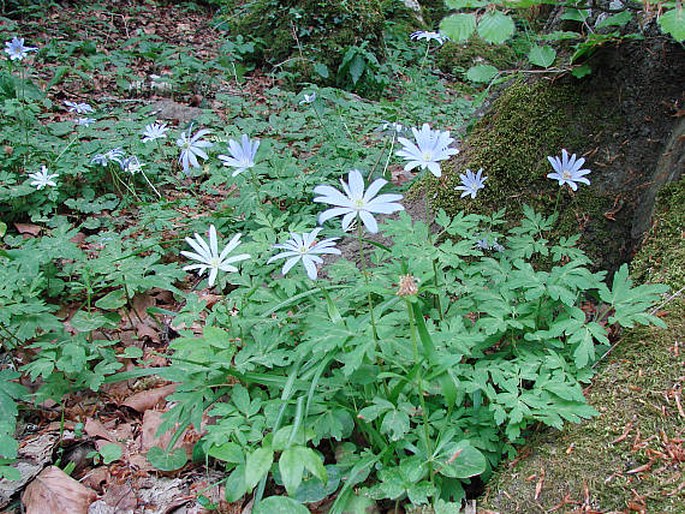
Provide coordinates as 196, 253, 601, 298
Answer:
0, 0, 681, 512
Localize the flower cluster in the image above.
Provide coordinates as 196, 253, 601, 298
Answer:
183, 169, 405, 285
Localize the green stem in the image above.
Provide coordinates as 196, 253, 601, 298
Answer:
357, 223, 378, 341
404, 298, 435, 485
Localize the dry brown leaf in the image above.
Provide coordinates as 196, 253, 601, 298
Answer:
85, 418, 116, 442
132, 293, 155, 321
22, 466, 96, 514
122, 384, 177, 413
13, 223, 42, 236
141, 410, 172, 451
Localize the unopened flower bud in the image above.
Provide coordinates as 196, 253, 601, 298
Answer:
397, 274, 419, 297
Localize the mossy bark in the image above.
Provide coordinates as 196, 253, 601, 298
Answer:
427, 41, 685, 273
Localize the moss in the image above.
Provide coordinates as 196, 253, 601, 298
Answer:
631, 178, 685, 290
479, 175, 685, 514
230, 0, 385, 91
435, 36, 518, 76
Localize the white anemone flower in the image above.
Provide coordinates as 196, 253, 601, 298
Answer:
75, 117, 95, 127
28, 165, 58, 190
396, 123, 459, 178
64, 101, 94, 114
410, 31, 449, 46
177, 124, 213, 173
218, 134, 260, 177
121, 155, 145, 175
4, 37, 37, 61
142, 122, 169, 143
313, 169, 404, 234
546, 149, 591, 191
299, 92, 317, 105
455, 168, 487, 199
181, 225, 250, 287
267, 228, 341, 280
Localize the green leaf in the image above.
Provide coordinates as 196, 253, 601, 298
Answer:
99, 443, 122, 464
313, 62, 330, 78
279, 447, 305, 496
561, 8, 589, 22
658, 7, 685, 42
146, 446, 188, 471
439, 14, 476, 42
70, 310, 117, 332
95, 289, 127, 310
445, 0, 487, 8
436, 441, 487, 479
253, 496, 309, 514
571, 63, 592, 78
527, 45, 556, 68
121, 346, 143, 359
293, 465, 340, 503
349, 55, 365, 85
224, 464, 247, 502
299, 447, 327, 483
245, 447, 274, 489
208, 442, 244, 464
477, 11, 515, 44
0, 221, 6, 237
465, 64, 499, 83
381, 410, 410, 441
599, 264, 669, 328
595, 10, 633, 29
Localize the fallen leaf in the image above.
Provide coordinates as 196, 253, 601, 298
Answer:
85, 418, 116, 442
122, 384, 177, 413
14, 223, 42, 236
22, 466, 96, 514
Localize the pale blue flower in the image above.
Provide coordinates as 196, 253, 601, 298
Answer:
299, 92, 317, 105
177, 124, 213, 173
410, 31, 449, 46
142, 122, 169, 143
547, 149, 591, 191
75, 117, 95, 127
268, 228, 341, 280
455, 168, 487, 199
4, 37, 37, 61
313, 169, 404, 233
181, 225, 250, 287
376, 121, 406, 138
90, 148, 125, 167
475, 238, 490, 251
121, 155, 145, 174
218, 134, 259, 177
64, 101, 94, 114
28, 165, 58, 190
396, 123, 459, 178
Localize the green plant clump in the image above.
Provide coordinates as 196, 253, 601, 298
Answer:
158, 203, 667, 511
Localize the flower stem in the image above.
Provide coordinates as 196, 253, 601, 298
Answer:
404, 298, 434, 485
357, 222, 378, 341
